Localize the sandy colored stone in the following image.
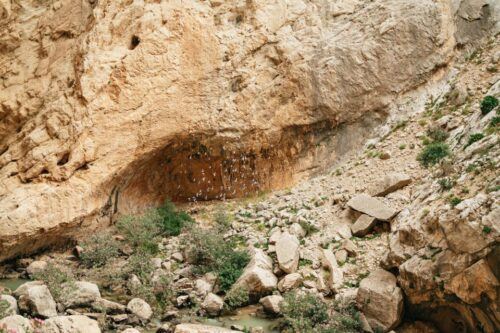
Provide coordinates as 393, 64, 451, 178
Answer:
0, 315, 34, 333
371, 172, 412, 197
276, 232, 300, 273
14, 281, 57, 318
351, 214, 377, 237
175, 324, 239, 333
0, 0, 467, 261
347, 194, 398, 221
234, 248, 277, 295
259, 295, 284, 314
40, 315, 101, 333
321, 248, 343, 292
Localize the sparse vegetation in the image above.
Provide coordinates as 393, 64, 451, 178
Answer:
33, 263, 76, 303
438, 178, 455, 191
480, 95, 498, 115
80, 233, 120, 268
185, 228, 250, 292
449, 196, 462, 207
465, 133, 485, 148
0, 300, 10, 319
417, 142, 450, 167
426, 126, 449, 142
224, 286, 249, 310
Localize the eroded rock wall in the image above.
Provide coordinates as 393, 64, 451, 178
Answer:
0, 0, 492, 260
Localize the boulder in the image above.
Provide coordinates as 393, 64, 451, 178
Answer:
61, 281, 101, 308
276, 232, 300, 273
122, 329, 141, 333
91, 297, 126, 314
351, 214, 377, 237
194, 278, 213, 297
277, 273, 303, 292
0, 315, 34, 333
40, 315, 101, 333
370, 173, 412, 197
357, 269, 403, 331
127, 298, 153, 321
201, 293, 223, 316
335, 249, 348, 264
175, 324, 239, 333
0, 294, 18, 316
446, 259, 498, 304
347, 194, 398, 221
234, 249, 277, 295
26, 260, 48, 277
259, 295, 283, 314
14, 281, 57, 318
321, 249, 344, 292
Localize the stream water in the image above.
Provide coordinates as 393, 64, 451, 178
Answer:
0, 278, 31, 291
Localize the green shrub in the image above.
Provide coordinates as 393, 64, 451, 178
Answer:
480, 95, 499, 115
186, 228, 250, 292
465, 133, 485, 148
449, 196, 462, 207
157, 201, 193, 236
281, 292, 329, 332
117, 201, 192, 253
33, 264, 75, 302
426, 126, 449, 142
80, 233, 120, 268
438, 178, 455, 191
214, 207, 232, 231
417, 142, 450, 167
224, 286, 249, 310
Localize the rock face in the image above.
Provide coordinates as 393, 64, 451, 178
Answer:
14, 281, 58, 318
1, 0, 484, 262
356, 269, 404, 332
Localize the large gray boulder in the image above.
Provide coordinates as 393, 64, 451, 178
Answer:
234, 248, 277, 295
276, 232, 300, 273
357, 269, 403, 331
14, 281, 57, 318
347, 194, 398, 221
0, 315, 34, 333
127, 298, 153, 321
0, 294, 18, 316
40, 315, 101, 333
259, 295, 284, 314
61, 281, 101, 308
201, 293, 223, 316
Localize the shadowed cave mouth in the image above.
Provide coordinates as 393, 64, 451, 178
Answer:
117, 122, 339, 210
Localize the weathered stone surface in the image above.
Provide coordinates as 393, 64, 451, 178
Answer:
260, 295, 284, 314
40, 315, 101, 333
26, 260, 48, 277
201, 293, 223, 316
277, 273, 303, 292
446, 259, 498, 304
61, 281, 101, 308
370, 173, 412, 197
175, 324, 239, 333
347, 194, 398, 221
0, 315, 34, 333
127, 298, 152, 321
0, 294, 18, 316
234, 249, 277, 295
357, 269, 403, 331
121, 329, 141, 333
14, 281, 57, 318
0, 0, 469, 262
351, 214, 377, 237
321, 249, 343, 292
91, 297, 126, 314
276, 232, 300, 273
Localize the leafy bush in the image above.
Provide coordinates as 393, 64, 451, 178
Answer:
157, 201, 193, 236
417, 142, 450, 167
480, 95, 499, 115
281, 292, 329, 332
465, 133, 485, 148
449, 196, 462, 207
426, 126, 449, 142
33, 264, 75, 302
117, 201, 192, 254
490, 116, 500, 127
186, 228, 250, 292
438, 178, 455, 191
80, 233, 120, 268
224, 286, 249, 310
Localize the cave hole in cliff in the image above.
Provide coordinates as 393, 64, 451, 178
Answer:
115, 121, 348, 213
129, 35, 140, 50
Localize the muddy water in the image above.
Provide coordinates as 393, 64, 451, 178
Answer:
199, 306, 280, 333
0, 278, 30, 291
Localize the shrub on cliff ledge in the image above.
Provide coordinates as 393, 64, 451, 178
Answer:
480, 95, 498, 115
417, 142, 450, 167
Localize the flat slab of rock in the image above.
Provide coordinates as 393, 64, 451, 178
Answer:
175, 324, 240, 333
347, 194, 398, 221
14, 281, 57, 318
40, 315, 101, 333
371, 173, 412, 197
357, 269, 403, 331
276, 232, 300, 273
351, 214, 377, 236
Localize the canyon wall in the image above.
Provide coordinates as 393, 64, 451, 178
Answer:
0, 0, 495, 261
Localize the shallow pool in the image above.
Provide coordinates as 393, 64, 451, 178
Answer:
0, 278, 31, 291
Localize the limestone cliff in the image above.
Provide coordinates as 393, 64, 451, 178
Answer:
0, 0, 495, 261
